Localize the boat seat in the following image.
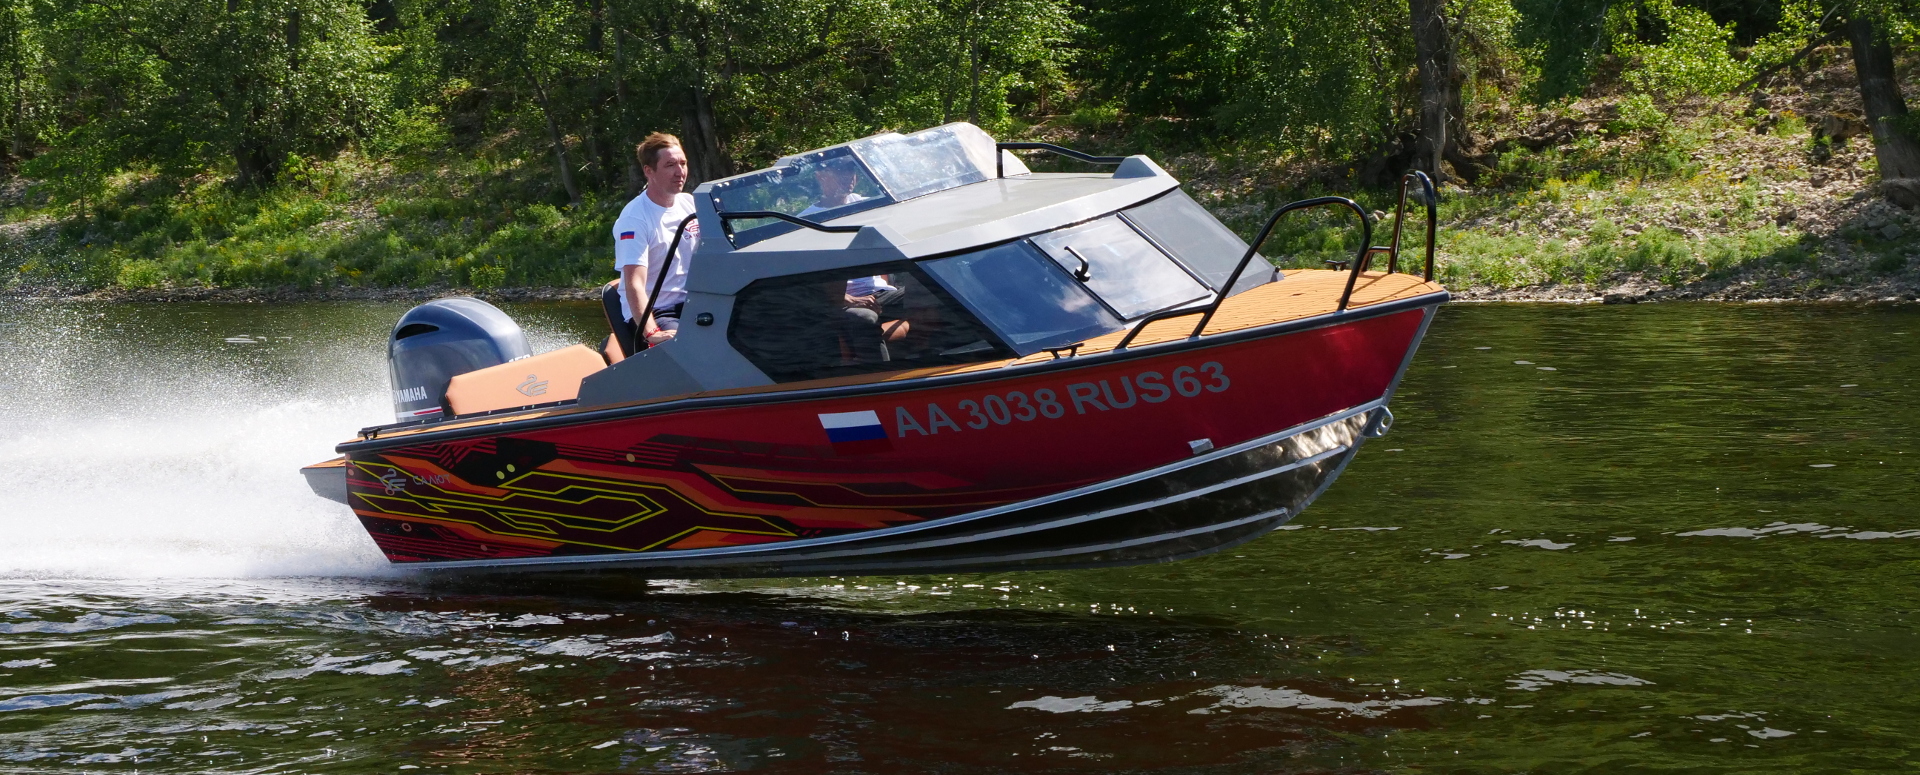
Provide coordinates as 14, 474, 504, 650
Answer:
602, 333, 625, 364
602, 280, 637, 357
444, 344, 607, 415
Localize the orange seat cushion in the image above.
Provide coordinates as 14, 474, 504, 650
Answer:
445, 344, 607, 416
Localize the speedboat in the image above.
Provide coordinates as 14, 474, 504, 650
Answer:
303, 122, 1448, 576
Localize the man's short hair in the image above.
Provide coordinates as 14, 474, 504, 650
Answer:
637, 133, 682, 170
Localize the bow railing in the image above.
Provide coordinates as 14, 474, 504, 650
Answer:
1114, 170, 1441, 351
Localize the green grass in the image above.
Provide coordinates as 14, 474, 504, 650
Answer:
1233, 189, 1820, 293
7, 151, 620, 294
2, 102, 1914, 298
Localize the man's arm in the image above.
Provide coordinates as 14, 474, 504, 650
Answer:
621, 264, 674, 344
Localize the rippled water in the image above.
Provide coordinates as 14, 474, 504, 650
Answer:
2, 299, 1918, 772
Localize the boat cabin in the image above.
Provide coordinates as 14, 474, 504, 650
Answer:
574, 122, 1275, 407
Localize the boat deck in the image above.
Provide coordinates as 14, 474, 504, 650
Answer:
348, 269, 1444, 444
977, 268, 1442, 367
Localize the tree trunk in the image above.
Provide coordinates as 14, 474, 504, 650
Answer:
234, 135, 275, 188
529, 74, 582, 204
1409, 0, 1453, 181
284, 5, 301, 160
614, 28, 641, 197
287, 6, 300, 70
1847, 14, 1920, 182
587, 0, 603, 53
9, 58, 26, 160
680, 84, 727, 188
587, 131, 613, 189
967, 40, 984, 125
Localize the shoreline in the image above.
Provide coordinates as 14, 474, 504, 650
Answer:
6, 276, 1915, 305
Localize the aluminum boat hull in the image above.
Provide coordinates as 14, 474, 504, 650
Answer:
321, 295, 1442, 575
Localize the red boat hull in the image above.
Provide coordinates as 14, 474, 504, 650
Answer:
335, 298, 1440, 574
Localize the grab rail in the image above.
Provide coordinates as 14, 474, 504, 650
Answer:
1334, 171, 1438, 307
995, 142, 1127, 178
635, 214, 699, 350
1383, 170, 1438, 280
1115, 196, 1372, 350
717, 210, 863, 239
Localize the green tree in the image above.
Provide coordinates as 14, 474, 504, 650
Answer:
883, 0, 1076, 129
1225, 0, 1413, 160
21, 0, 388, 198
1844, 3, 1920, 188
1076, 0, 1250, 123
0, 0, 49, 165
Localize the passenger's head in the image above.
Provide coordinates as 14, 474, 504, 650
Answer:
814, 158, 859, 206
638, 133, 688, 194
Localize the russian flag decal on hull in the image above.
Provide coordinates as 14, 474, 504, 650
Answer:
819, 410, 891, 454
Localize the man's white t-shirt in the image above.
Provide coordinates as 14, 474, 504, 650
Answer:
612, 191, 698, 322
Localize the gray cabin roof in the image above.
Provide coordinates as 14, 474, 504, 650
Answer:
731, 170, 1174, 256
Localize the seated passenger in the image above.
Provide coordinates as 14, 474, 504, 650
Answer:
731, 274, 905, 381
800, 159, 899, 311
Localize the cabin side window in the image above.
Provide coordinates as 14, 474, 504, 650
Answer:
919, 242, 1125, 355
1029, 216, 1211, 320
1122, 189, 1273, 296
727, 264, 1007, 383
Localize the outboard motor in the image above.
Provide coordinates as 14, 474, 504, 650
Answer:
388, 297, 531, 422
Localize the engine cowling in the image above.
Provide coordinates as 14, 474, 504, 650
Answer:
387, 297, 530, 422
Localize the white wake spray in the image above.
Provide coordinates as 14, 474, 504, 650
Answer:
0, 300, 596, 579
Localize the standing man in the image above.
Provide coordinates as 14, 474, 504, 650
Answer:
612, 132, 698, 352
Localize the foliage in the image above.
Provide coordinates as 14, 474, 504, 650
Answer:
1075, 0, 1251, 122
1512, 0, 1614, 101
1615, 0, 1751, 97
3, 0, 1915, 294
1223, 0, 1414, 158
20, 0, 389, 197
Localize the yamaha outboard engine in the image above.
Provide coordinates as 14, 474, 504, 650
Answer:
388, 297, 531, 422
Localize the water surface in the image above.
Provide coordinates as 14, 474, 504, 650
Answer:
1, 299, 1916, 772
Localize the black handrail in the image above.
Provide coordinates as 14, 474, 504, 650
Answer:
995, 142, 1127, 178
1385, 170, 1439, 280
1115, 196, 1372, 350
1110, 305, 1210, 352
717, 210, 863, 238
634, 213, 698, 351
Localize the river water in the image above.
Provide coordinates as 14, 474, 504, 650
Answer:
1, 298, 1916, 773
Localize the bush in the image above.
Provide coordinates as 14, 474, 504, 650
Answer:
1618, 0, 1751, 98
1626, 227, 1691, 278
116, 259, 166, 289
1612, 94, 1669, 133
1066, 104, 1121, 132
469, 264, 507, 289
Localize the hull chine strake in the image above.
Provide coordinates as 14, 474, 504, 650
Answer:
329, 302, 1438, 576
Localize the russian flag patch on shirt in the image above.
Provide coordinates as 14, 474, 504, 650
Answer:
619, 231, 636, 240
818, 410, 890, 454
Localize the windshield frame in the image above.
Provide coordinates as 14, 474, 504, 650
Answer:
708, 146, 895, 249
706, 123, 1004, 249
917, 240, 1126, 356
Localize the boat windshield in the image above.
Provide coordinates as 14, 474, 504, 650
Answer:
709, 147, 893, 248
852, 124, 996, 200
921, 242, 1123, 354
709, 123, 1001, 248
1030, 217, 1212, 320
